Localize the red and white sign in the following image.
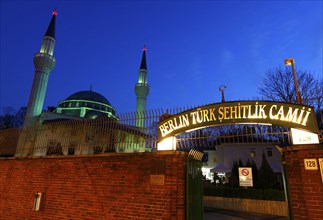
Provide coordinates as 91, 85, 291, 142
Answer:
239, 167, 253, 187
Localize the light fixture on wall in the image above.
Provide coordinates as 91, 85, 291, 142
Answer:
33, 192, 45, 211
157, 136, 176, 151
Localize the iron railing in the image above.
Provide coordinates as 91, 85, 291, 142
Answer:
186, 157, 203, 220
0, 107, 322, 157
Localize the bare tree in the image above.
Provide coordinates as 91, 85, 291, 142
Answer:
258, 67, 323, 129
258, 66, 322, 108
0, 107, 26, 129
0, 107, 16, 129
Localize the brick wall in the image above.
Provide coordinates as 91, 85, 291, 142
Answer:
283, 144, 323, 220
0, 152, 186, 220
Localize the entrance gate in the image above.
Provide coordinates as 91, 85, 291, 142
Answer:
186, 157, 203, 220
157, 100, 321, 220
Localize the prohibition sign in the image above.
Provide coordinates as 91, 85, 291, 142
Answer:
241, 168, 249, 176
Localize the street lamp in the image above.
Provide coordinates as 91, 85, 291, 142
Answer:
284, 58, 302, 104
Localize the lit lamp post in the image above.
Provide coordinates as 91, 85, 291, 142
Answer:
284, 58, 302, 104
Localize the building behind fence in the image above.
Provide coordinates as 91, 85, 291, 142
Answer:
2, 106, 319, 158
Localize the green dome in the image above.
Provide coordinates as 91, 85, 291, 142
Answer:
66, 90, 111, 105
55, 90, 117, 120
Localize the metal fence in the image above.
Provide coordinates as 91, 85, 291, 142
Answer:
1, 107, 322, 157
186, 157, 204, 220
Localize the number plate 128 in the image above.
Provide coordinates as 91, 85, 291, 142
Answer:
304, 159, 318, 170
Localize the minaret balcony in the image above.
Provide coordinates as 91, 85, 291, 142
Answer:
135, 83, 150, 97
34, 53, 56, 72
135, 83, 150, 88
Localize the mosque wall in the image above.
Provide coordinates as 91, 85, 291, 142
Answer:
0, 152, 186, 220
15, 116, 149, 157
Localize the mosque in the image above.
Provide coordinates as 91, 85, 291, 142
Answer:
15, 10, 151, 156
1, 10, 321, 220
23, 10, 149, 127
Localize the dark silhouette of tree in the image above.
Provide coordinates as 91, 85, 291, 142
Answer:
258, 66, 321, 106
0, 107, 15, 128
238, 159, 243, 167
13, 107, 26, 128
230, 160, 245, 187
245, 159, 258, 188
0, 107, 26, 129
258, 152, 275, 189
229, 160, 239, 187
311, 78, 323, 129
251, 160, 258, 188
245, 159, 251, 167
258, 66, 322, 140
317, 109, 323, 130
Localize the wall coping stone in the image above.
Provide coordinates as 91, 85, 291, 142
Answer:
0, 150, 187, 161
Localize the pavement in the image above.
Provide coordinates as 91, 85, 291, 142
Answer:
204, 208, 288, 220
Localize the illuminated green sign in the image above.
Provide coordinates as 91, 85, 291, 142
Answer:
158, 101, 318, 140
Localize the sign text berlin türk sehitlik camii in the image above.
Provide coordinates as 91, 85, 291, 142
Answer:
158, 101, 318, 140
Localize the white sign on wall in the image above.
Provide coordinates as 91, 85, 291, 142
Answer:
291, 128, 319, 145
304, 159, 318, 170
239, 167, 253, 187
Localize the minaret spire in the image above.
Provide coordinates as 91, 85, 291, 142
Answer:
140, 45, 147, 70
23, 10, 57, 127
45, 10, 57, 39
135, 45, 150, 127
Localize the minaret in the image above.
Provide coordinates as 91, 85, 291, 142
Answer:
24, 10, 57, 127
135, 46, 150, 127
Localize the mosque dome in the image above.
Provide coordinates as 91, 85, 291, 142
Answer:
54, 90, 117, 120
66, 91, 111, 106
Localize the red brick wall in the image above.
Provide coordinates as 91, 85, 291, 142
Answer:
283, 144, 323, 220
0, 152, 186, 220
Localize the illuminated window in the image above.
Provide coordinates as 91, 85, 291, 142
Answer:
267, 148, 273, 157
250, 148, 256, 158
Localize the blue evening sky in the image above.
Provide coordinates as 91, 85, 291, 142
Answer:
1, 0, 322, 114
